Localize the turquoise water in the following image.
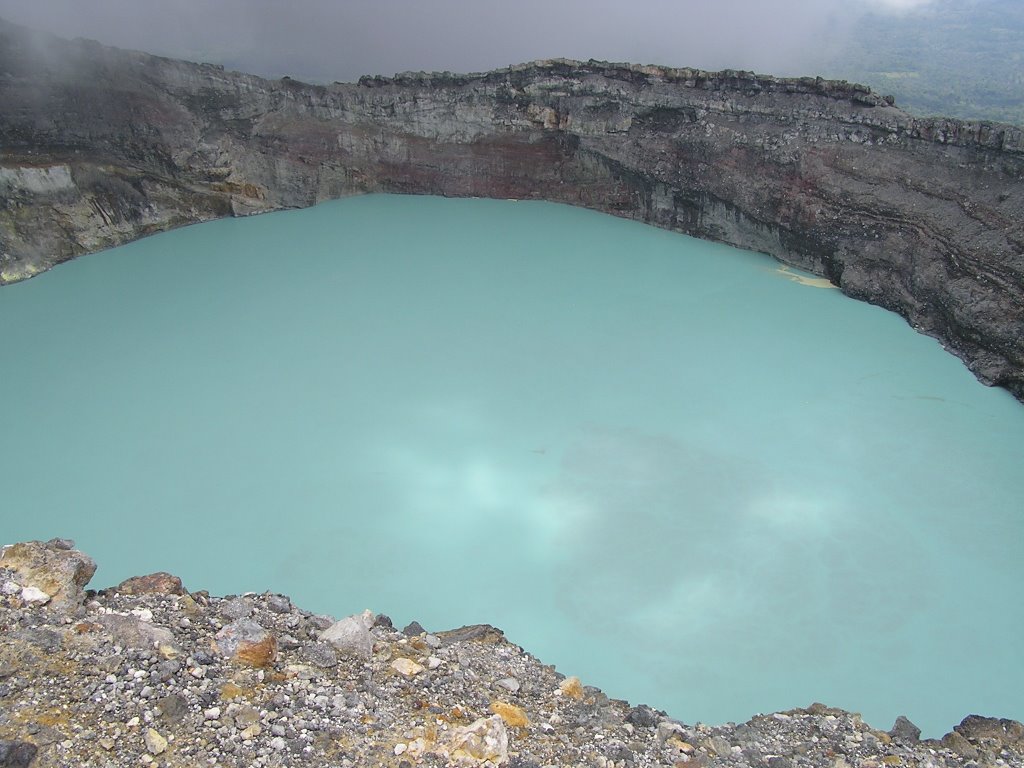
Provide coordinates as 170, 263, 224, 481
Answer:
2, 195, 1022, 736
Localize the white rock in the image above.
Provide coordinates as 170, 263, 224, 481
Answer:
204, 706, 221, 720
1, 580, 20, 595
20, 586, 51, 605
427, 656, 443, 670
394, 743, 407, 755
496, 677, 520, 693
446, 715, 509, 764
320, 614, 374, 659
391, 657, 425, 676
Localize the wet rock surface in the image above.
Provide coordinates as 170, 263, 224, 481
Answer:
1, 539, 1022, 767
0, 18, 1022, 401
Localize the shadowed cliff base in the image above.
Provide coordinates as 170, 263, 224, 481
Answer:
0, 17, 1022, 401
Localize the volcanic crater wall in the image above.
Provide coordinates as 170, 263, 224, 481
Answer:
1, 19, 1022, 399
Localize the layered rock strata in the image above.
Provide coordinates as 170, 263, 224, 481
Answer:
3, 539, 1023, 767
0, 19, 1022, 399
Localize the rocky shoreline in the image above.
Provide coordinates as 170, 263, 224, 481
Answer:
2, 540, 1021, 768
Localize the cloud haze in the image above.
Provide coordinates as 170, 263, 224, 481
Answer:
0, 0, 941, 82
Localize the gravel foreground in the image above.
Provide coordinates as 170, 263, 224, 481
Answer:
1, 540, 1021, 768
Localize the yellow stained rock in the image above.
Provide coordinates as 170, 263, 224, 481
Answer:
234, 635, 277, 668
220, 682, 246, 701
144, 728, 168, 755
490, 701, 529, 728
666, 736, 695, 754
559, 676, 584, 700
448, 715, 510, 764
391, 657, 425, 676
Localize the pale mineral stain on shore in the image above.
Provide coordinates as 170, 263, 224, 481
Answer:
775, 265, 837, 288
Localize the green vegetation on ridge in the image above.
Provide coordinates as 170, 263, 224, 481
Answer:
811, 0, 1024, 125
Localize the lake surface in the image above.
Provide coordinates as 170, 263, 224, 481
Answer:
2, 194, 1022, 736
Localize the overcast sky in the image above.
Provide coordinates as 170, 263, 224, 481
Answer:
0, 0, 942, 83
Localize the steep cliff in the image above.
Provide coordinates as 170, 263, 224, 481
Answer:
1, 19, 1022, 399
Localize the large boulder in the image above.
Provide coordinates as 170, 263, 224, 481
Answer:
0, 538, 96, 610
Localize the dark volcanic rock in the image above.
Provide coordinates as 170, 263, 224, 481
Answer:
0, 741, 37, 768
890, 714, 922, 744
0, 18, 1022, 400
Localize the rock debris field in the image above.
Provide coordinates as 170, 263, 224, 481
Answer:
1, 539, 1022, 767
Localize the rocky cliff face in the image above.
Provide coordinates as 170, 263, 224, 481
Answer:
1, 19, 1022, 399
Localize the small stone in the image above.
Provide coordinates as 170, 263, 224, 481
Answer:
300, 642, 338, 669
427, 656, 442, 670
20, 586, 51, 605
626, 705, 660, 728
657, 721, 685, 746
889, 715, 921, 744
215, 619, 277, 667
1, 581, 20, 595
204, 706, 222, 720
97, 613, 176, 651
156, 694, 188, 723
402, 621, 426, 636
394, 743, 408, 755
490, 701, 529, 728
708, 735, 732, 756
558, 676, 584, 700
321, 613, 374, 659
144, 728, 168, 755
220, 596, 255, 620
131, 608, 154, 623
447, 715, 509, 764
266, 594, 292, 614
391, 658, 425, 676
603, 739, 633, 763
496, 677, 520, 693
98, 737, 115, 751
270, 736, 286, 751
116, 572, 185, 596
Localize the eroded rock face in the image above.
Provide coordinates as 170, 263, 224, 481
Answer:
0, 19, 1022, 399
